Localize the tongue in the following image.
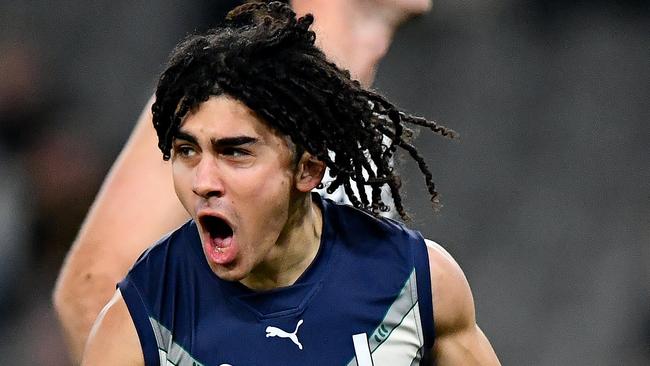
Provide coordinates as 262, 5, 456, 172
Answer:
208, 235, 236, 265
211, 235, 233, 249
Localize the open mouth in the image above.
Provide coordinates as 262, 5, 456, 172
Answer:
197, 213, 238, 265
200, 215, 234, 242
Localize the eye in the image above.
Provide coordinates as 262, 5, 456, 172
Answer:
222, 147, 249, 158
173, 144, 197, 159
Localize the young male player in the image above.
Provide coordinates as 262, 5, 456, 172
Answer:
54, 0, 435, 361
82, 3, 500, 365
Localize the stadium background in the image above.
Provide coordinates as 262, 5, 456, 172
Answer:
0, 0, 648, 364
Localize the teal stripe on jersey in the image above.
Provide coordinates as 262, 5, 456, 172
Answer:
347, 269, 425, 366
149, 317, 204, 366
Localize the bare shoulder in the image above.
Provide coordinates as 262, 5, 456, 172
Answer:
82, 290, 144, 366
424, 239, 476, 333
424, 239, 500, 365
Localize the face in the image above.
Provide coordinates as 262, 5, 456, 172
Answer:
291, 0, 432, 86
171, 95, 306, 282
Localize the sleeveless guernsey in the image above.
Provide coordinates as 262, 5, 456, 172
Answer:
119, 195, 434, 365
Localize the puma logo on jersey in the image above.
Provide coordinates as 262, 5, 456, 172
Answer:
265, 319, 304, 350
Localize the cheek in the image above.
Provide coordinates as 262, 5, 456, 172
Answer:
172, 164, 195, 209
229, 147, 295, 200
233, 166, 294, 224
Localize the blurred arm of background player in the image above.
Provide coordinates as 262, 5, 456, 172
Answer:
52, 0, 432, 362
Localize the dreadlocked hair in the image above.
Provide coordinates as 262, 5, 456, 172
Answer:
152, 1, 458, 220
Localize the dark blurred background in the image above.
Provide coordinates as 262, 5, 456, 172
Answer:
0, 0, 648, 364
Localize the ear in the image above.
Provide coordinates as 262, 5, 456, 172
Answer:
294, 151, 326, 193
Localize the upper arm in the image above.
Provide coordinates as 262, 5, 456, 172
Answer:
426, 240, 500, 365
82, 290, 144, 366
53, 97, 189, 361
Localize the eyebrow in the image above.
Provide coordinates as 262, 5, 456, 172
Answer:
175, 131, 259, 148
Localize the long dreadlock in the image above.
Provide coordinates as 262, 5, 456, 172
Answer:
152, 1, 457, 220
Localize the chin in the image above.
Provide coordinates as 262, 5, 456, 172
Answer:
208, 261, 249, 282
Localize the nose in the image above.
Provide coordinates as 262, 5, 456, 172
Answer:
192, 157, 224, 199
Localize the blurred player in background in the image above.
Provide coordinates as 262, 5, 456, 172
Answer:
81, 3, 499, 364
54, 0, 434, 362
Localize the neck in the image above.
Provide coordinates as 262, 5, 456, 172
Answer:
239, 193, 322, 290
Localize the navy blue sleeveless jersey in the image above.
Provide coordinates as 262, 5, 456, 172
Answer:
119, 195, 434, 366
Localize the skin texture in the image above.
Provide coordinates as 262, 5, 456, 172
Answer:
55, 0, 497, 363
427, 242, 501, 365
82, 98, 500, 365
171, 95, 325, 289
81, 290, 143, 366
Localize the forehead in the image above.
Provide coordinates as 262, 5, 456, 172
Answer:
179, 95, 280, 141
